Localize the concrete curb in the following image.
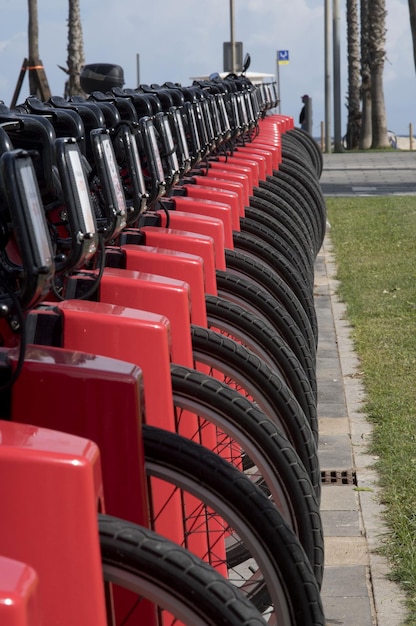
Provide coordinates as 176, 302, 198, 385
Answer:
318, 234, 407, 625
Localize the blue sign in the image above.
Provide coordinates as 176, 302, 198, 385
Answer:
278, 50, 289, 64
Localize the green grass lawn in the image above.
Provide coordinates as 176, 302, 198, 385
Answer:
326, 196, 416, 622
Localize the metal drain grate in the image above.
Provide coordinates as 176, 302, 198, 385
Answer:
321, 469, 357, 486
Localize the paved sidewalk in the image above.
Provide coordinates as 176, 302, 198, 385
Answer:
316, 150, 413, 625
320, 150, 416, 197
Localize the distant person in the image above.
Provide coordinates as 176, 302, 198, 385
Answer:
299, 94, 309, 131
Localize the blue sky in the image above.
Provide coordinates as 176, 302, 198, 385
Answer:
0, 0, 415, 137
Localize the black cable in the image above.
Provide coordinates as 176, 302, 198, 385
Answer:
157, 202, 170, 228
0, 274, 27, 392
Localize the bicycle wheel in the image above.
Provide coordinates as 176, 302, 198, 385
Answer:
205, 293, 317, 401
281, 129, 323, 173
99, 513, 269, 625
226, 242, 318, 349
235, 219, 314, 293
191, 323, 318, 445
257, 180, 322, 253
240, 207, 315, 287
248, 194, 315, 261
264, 170, 325, 251
280, 158, 325, 215
269, 163, 326, 246
214, 271, 317, 387
225, 248, 316, 350
143, 425, 325, 620
250, 186, 318, 258
284, 128, 323, 178
254, 180, 317, 248
280, 142, 317, 177
170, 362, 321, 512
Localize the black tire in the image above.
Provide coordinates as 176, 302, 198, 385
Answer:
229, 235, 318, 347
170, 362, 321, 510
286, 128, 323, 178
281, 129, 323, 178
248, 194, 315, 262
224, 247, 317, 352
278, 156, 324, 201
99, 513, 270, 625
280, 141, 317, 176
267, 162, 326, 235
252, 185, 319, 256
216, 267, 317, 385
143, 424, 325, 606
280, 134, 319, 178
272, 162, 326, 245
240, 207, 315, 286
257, 180, 322, 253
237, 216, 314, 289
191, 323, 318, 445
205, 293, 317, 401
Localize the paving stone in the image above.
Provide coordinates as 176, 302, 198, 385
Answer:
319, 417, 349, 434
322, 596, 373, 626
319, 434, 353, 469
321, 565, 369, 596
316, 345, 340, 359
324, 537, 368, 566
321, 510, 361, 536
318, 403, 349, 419
317, 380, 345, 404
320, 485, 358, 510
316, 356, 342, 377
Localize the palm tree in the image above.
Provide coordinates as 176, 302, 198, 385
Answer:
66, 0, 86, 96
27, 0, 51, 100
359, 0, 372, 148
408, 0, 416, 73
61, 0, 86, 97
346, 0, 361, 149
368, 0, 389, 148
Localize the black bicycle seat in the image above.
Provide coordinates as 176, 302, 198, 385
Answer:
48, 96, 105, 161
24, 96, 54, 114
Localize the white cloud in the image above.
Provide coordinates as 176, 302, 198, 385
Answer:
0, 32, 25, 54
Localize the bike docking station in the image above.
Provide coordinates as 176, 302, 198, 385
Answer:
0, 64, 330, 625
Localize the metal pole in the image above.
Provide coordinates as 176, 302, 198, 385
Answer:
333, 0, 342, 152
230, 0, 236, 73
276, 53, 281, 114
324, 0, 332, 153
136, 53, 140, 87
306, 97, 313, 135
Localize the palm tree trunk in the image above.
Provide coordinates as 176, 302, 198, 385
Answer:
27, 0, 39, 95
66, 0, 86, 97
408, 0, 416, 73
368, 0, 389, 148
359, 0, 372, 148
346, 0, 361, 149
27, 0, 51, 100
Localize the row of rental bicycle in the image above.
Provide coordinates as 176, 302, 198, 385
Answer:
0, 69, 327, 625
